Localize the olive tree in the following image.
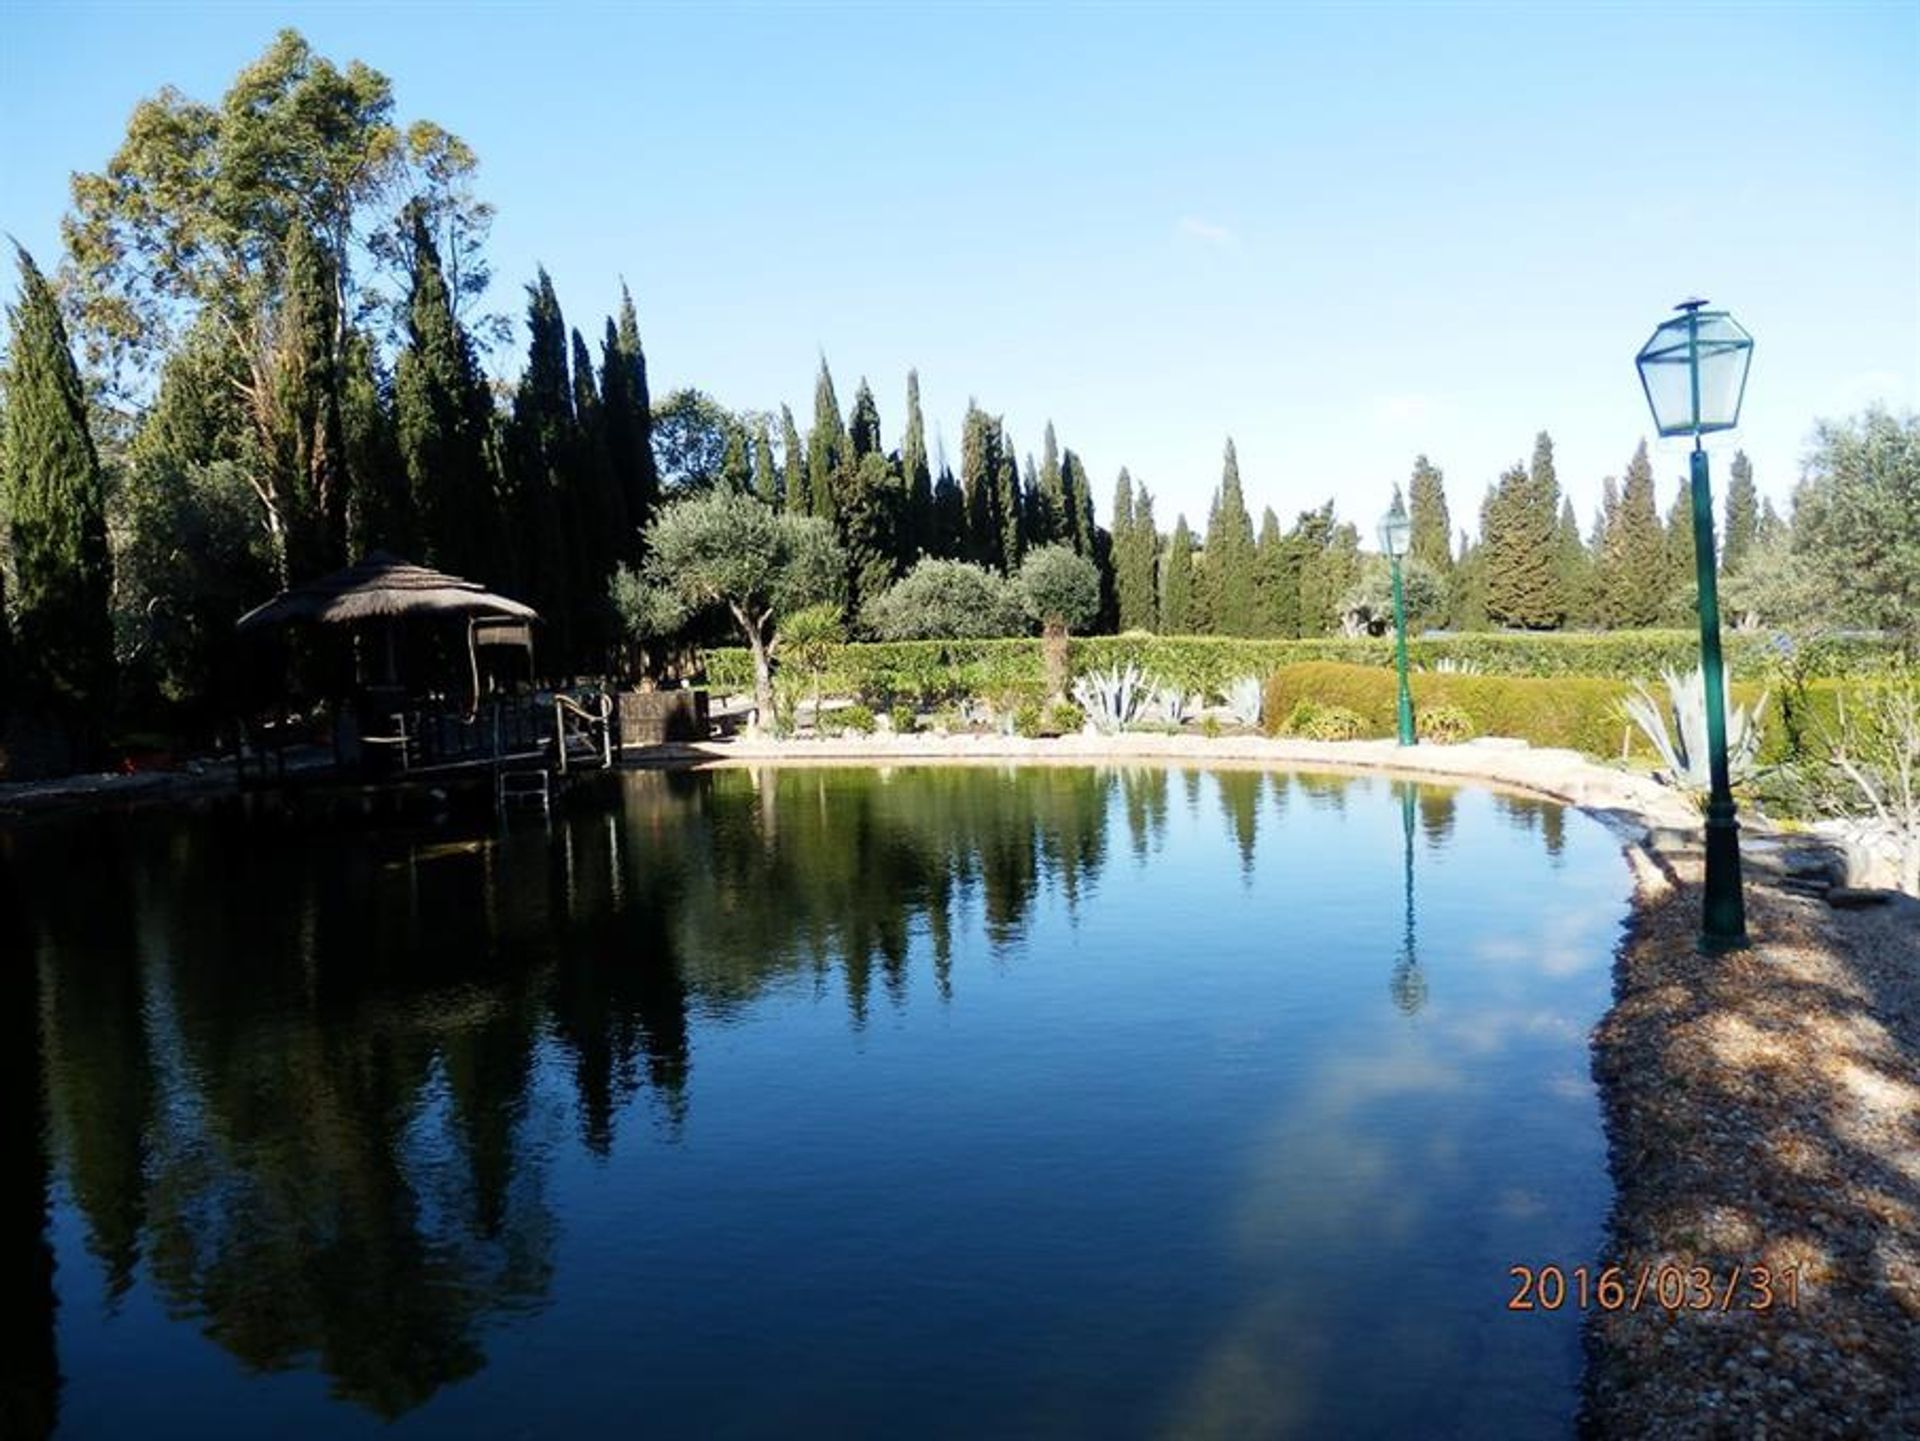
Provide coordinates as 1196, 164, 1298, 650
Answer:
632, 490, 843, 730
1016, 544, 1101, 699
862, 558, 1024, 640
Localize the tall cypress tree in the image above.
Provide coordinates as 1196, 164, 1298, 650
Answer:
808, 358, 848, 520
1601, 441, 1666, 627
604, 284, 659, 550
1252, 506, 1291, 637
1199, 438, 1257, 634
779, 405, 806, 514
931, 457, 966, 561
1722, 449, 1758, 574
1663, 477, 1697, 621
1034, 422, 1066, 546
960, 402, 1000, 568
270, 224, 350, 580
751, 417, 780, 506
341, 326, 405, 559
1407, 454, 1453, 579
570, 325, 626, 662
1061, 448, 1096, 557
1484, 435, 1563, 628
901, 370, 931, 560
1110, 469, 1143, 631
2, 245, 115, 737
507, 268, 577, 665
1555, 496, 1593, 627
995, 426, 1024, 573
848, 379, 882, 460
1161, 515, 1195, 633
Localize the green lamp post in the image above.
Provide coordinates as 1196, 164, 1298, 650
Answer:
1634, 298, 1753, 952
1377, 495, 1415, 746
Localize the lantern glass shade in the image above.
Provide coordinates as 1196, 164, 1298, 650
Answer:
1635, 306, 1753, 438
1378, 502, 1412, 560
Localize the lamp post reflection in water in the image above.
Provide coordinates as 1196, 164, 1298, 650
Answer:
1389, 784, 1427, 1016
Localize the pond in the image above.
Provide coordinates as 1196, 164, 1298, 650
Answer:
4, 765, 1630, 1439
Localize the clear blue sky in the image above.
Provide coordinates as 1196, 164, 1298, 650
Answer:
3, 1, 1915, 539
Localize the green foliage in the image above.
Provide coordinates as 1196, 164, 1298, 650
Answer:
1160, 516, 1195, 633
1341, 555, 1444, 635
901, 371, 931, 561
604, 285, 658, 555
820, 702, 875, 736
650, 388, 739, 494
1012, 701, 1046, 738
3, 246, 116, 730
1279, 700, 1368, 741
1722, 450, 1758, 575
395, 209, 497, 581
1407, 455, 1453, 581
777, 600, 844, 707
1600, 441, 1667, 628
1111, 469, 1157, 633
863, 558, 1024, 640
1015, 544, 1101, 632
703, 629, 1898, 711
1047, 700, 1086, 735
888, 703, 917, 735
1415, 703, 1476, 743
1261, 660, 1829, 761
807, 358, 846, 520
1483, 435, 1564, 628
1793, 407, 1920, 650
1198, 438, 1257, 634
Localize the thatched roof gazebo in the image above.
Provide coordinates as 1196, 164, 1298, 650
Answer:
235, 555, 542, 774
236, 552, 537, 635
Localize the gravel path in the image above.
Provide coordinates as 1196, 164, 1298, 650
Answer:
1586, 857, 1920, 1437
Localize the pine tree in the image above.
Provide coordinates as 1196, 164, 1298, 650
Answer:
1722, 449, 1758, 574
1601, 441, 1667, 627
1160, 515, 1195, 633
1450, 525, 1490, 631
2, 245, 115, 736
780, 404, 806, 514
1407, 454, 1453, 578
1756, 495, 1786, 549
1198, 438, 1257, 634
807, 358, 847, 520
601, 284, 659, 563
901, 370, 931, 560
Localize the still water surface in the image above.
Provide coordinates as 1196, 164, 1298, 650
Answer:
6, 766, 1628, 1438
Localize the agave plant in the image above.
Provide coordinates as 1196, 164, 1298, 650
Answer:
1225, 675, 1265, 729
1071, 663, 1152, 735
1622, 664, 1768, 791
1152, 686, 1196, 727
1425, 656, 1484, 675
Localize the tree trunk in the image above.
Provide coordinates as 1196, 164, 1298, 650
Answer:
740, 617, 776, 736
1043, 621, 1070, 703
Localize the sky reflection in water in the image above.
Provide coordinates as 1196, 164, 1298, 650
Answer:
5, 766, 1628, 1438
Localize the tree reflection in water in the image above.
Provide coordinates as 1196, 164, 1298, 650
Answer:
13, 763, 1484, 1423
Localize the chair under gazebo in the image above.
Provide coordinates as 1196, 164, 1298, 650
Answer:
234, 553, 603, 781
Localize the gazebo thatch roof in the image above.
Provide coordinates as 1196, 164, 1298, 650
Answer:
235, 552, 539, 634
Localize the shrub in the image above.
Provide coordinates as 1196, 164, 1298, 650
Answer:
862, 559, 1025, 640
703, 630, 1898, 706
1281, 701, 1367, 741
1046, 700, 1086, 735
1013, 702, 1046, 738
888, 704, 917, 735
1416, 703, 1477, 743
1201, 714, 1223, 739
820, 702, 876, 736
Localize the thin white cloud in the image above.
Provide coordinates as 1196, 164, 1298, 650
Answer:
1371, 392, 1453, 428
1177, 215, 1239, 248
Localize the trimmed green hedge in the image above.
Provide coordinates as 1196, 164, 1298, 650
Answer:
704, 629, 1893, 701
1259, 661, 1851, 763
